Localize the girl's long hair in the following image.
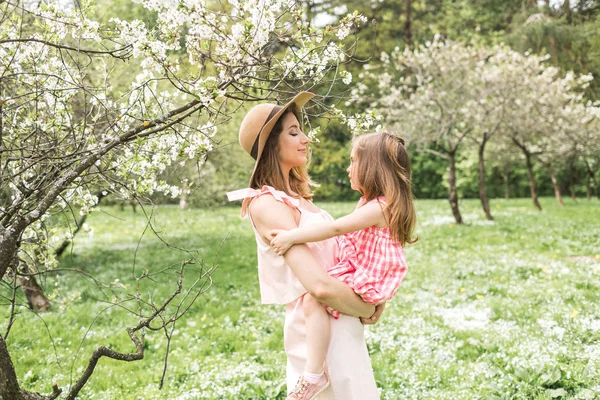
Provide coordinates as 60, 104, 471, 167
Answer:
249, 104, 315, 199
353, 131, 417, 246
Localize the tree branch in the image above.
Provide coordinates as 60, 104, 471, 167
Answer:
418, 146, 450, 160
65, 259, 193, 400
0, 38, 132, 59
64, 327, 144, 400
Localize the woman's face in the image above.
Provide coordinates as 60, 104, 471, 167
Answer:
346, 146, 360, 191
277, 112, 310, 170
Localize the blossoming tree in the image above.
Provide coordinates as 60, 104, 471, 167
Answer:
357, 38, 493, 223
0, 1, 370, 398
576, 103, 600, 200
354, 37, 597, 222
502, 65, 593, 210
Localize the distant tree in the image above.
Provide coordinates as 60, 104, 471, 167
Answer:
503, 62, 594, 210
354, 37, 597, 221
465, 47, 526, 220
356, 39, 523, 222
487, 139, 522, 200
560, 100, 600, 200
372, 39, 480, 224
404, 0, 413, 46
507, 2, 600, 99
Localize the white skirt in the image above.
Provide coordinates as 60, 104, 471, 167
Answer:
284, 295, 380, 399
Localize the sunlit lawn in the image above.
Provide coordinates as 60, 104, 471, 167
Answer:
4, 197, 600, 399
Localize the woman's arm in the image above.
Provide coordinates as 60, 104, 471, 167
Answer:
270, 201, 386, 254
250, 195, 375, 318
282, 244, 375, 317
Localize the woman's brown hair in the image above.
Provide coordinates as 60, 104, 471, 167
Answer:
353, 131, 417, 246
249, 104, 315, 199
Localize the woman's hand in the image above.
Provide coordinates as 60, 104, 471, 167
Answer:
360, 302, 386, 325
269, 229, 297, 256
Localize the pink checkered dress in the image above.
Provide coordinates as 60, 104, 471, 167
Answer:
325, 196, 408, 319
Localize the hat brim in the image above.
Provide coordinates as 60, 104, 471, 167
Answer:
249, 91, 315, 185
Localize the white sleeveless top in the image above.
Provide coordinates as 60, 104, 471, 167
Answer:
227, 185, 338, 305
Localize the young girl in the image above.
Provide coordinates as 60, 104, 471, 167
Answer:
270, 131, 417, 400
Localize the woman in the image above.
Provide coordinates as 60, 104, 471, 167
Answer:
227, 92, 383, 399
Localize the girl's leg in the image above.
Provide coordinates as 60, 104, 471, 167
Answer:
287, 294, 330, 398
302, 292, 330, 374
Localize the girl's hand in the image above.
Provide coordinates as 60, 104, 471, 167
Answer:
361, 302, 386, 325
269, 229, 296, 256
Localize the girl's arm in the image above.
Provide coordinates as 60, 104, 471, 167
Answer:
249, 195, 376, 318
270, 201, 386, 255
361, 302, 386, 325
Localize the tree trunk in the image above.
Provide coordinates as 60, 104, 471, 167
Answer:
119, 201, 137, 213
17, 264, 50, 311
504, 161, 510, 200
548, 35, 558, 64
179, 181, 188, 210
524, 150, 542, 210
569, 159, 577, 201
448, 151, 463, 224
1, 335, 61, 400
0, 231, 20, 281
55, 192, 106, 258
54, 216, 87, 258
404, 0, 412, 46
584, 160, 592, 200
305, 0, 315, 28
512, 137, 542, 210
0, 335, 21, 400
544, 162, 563, 206
19, 191, 106, 310
585, 160, 599, 200
478, 143, 493, 220
564, 0, 572, 23
0, 229, 49, 313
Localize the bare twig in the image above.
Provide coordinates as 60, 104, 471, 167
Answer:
65, 259, 196, 400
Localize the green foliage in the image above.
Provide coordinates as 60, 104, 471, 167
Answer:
3, 198, 599, 399
409, 147, 448, 199
91, 0, 158, 26
310, 120, 359, 201
411, 0, 523, 45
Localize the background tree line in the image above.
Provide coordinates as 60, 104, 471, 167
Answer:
311, 0, 600, 208
170, 0, 600, 213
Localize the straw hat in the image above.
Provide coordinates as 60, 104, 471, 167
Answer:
239, 91, 315, 185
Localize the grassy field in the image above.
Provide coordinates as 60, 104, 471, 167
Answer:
3, 197, 600, 399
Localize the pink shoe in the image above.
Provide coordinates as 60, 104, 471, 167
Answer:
286, 372, 329, 400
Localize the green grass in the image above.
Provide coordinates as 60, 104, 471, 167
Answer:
3, 197, 600, 399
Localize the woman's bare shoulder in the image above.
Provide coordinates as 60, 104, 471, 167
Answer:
249, 193, 283, 212
249, 194, 296, 228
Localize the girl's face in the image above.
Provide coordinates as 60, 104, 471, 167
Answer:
277, 112, 310, 170
346, 146, 360, 191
